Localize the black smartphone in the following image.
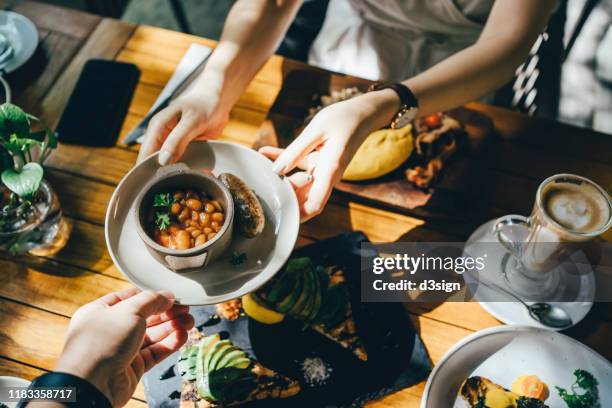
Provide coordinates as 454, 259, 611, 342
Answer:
56, 59, 140, 146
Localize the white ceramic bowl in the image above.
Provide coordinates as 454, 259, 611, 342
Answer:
105, 141, 300, 305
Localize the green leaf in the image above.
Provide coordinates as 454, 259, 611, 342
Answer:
153, 193, 173, 208
9, 134, 40, 151
555, 369, 599, 408
155, 212, 170, 230
1, 162, 43, 198
0, 103, 31, 140
230, 252, 247, 265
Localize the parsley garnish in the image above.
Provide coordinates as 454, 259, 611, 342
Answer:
230, 251, 247, 265
153, 193, 173, 208
556, 369, 599, 408
152, 193, 176, 230
155, 212, 171, 230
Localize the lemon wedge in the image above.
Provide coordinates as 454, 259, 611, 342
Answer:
242, 294, 284, 324
342, 124, 413, 181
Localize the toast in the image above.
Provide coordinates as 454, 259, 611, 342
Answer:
179, 329, 300, 407
218, 258, 368, 361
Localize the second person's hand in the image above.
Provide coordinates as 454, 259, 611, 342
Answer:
55, 288, 194, 407
259, 89, 400, 222
138, 91, 229, 165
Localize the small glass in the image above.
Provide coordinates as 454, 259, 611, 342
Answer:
0, 180, 71, 256
494, 174, 611, 299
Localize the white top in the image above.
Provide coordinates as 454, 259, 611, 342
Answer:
308, 0, 495, 81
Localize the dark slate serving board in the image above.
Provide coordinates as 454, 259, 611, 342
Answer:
143, 232, 431, 407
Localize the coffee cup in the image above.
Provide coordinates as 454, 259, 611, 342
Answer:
494, 174, 611, 297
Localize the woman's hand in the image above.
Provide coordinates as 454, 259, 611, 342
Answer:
138, 91, 229, 165
259, 89, 399, 222
55, 288, 194, 407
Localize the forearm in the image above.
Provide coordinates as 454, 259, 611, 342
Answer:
403, 0, 557, 116
194, 0, 302, 111
404, 36, 535, 116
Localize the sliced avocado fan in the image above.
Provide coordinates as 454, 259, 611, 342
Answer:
261, 257, 348, 328
184, 334, 255, 402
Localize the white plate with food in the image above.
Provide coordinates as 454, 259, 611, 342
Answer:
0, 375, 30, 407
105, 141, 300, 305
421, 325, 611, 408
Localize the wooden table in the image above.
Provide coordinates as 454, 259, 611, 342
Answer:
0, 2, 610, 407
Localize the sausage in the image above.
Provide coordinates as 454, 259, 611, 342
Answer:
219, 173, 265, 238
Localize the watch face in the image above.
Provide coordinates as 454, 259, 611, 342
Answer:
395, 106, 419, 129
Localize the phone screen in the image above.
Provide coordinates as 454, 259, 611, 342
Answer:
56, 59, 140, 146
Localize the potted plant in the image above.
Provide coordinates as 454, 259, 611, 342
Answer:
0, 103, 70, 255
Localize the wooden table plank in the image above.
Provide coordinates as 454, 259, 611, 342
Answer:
8, 31, 82, 115
0, 258, 131, 317
467, 102, 612, 165
40, 18, 136, 128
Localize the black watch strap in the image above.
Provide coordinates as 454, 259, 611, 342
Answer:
368, 81, 419, 108
16, 372, 112, 408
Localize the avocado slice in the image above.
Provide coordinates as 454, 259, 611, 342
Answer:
196, 334, 221, 399
296, 268, 317, 320
309, 265, 329, 321
285, 257, 314, 274
268, 258, 313, 302
178, 345, 198, 381
205, 340, 232, 373
288, 267, 313, 318
212, 345, 240, 371
276, 268, 304, 313
225, 357, 251, 369
266, 268, 297, 304
307, 267, 323, 322
209, 341, 234, 373
216, 349, 245, 370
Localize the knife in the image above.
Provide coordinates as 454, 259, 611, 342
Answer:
122, 51, 212, 145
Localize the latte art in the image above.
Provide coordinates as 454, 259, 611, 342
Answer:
542, 182, 610, 234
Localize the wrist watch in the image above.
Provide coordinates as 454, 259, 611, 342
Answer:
368, 81, 419, 129
17, 372, 112, 408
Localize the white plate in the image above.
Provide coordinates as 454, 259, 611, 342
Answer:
0, 376, 30, 407
0, 11, 38, 73
105, 141, 300, 305
421, 325, 612, 408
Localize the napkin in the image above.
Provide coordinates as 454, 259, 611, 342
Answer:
134, 43, 212, 144
143, 232, 432, 407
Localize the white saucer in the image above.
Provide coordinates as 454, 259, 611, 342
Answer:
105, 141, 300, 305
463, 219, 594, 330
0, 376, 30, 407
420, 325, 612, 408
0, 11, 38, 73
